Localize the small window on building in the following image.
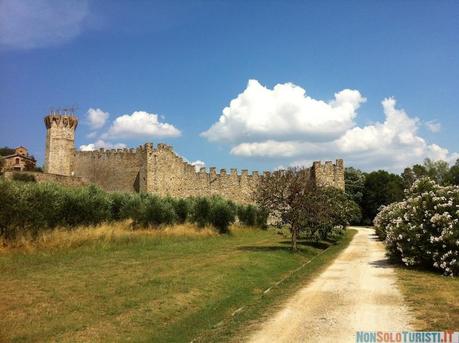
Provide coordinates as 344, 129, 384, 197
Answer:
15, 158, 20, 165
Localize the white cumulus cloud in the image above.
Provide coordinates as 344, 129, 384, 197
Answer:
103, 111, 181, 139
87, 108, 109, 129
0, 0, 89, 50
425, 120, 441, 133
334, 98, 455, 169
230, 140, 330, 159
231, 140, 326, 158
79, 140, 127, 151
203, 80, 458, 171
191, 160, 206, 172
201, 79, 365, 143
336, 98, 422, 153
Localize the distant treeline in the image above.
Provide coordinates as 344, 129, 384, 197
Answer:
0, 180, 268, 240
0, 147, 16, 156
345, 158, 459, 224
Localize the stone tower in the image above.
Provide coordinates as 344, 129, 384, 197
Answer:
311, 159, 345, 190
44, 113, 78, 176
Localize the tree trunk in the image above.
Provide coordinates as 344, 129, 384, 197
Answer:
291, 226, 298, 251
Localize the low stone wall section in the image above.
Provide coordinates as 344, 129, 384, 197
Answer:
3, 171, 90, 188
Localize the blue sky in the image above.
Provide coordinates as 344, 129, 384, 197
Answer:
1, 0, 458, 173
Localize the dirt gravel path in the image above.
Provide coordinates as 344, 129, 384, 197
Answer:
248, 227, 413, 343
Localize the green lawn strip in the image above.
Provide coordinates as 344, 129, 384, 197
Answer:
1, 231, 272, 341
203, 228, 357, 343
0, 228, 356, 342
394, 267, 459, 331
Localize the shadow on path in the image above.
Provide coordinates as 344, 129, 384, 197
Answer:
368, 259, 395, 269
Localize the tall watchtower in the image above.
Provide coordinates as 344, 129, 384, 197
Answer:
44, 111, 78, 176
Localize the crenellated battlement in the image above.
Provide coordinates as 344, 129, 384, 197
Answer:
144, 143, 262, 179
75, 143, 177, 157
77, 148, 138, 156
44, 114, 78, 130
156, 143, 172, 151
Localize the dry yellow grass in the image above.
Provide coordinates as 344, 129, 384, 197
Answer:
0, 221, 218, 253
395, 267, 459, 330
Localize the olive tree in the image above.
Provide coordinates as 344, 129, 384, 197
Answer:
256, 168, 360, 251
255, 168, 309, 251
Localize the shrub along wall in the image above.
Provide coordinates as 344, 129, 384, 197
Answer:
0, 180, 268, 240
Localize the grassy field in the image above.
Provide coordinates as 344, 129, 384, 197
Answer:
395, 267, 459, 331
0, 224, 355, 342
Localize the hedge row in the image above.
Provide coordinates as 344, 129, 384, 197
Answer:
0, 180, 268, 240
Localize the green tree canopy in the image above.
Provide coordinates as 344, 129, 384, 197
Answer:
256, 168, 359, 251
446, 159, 459, 186
361, 170, 404, 224
344, 167, 365, 204
423, 158, 450, 185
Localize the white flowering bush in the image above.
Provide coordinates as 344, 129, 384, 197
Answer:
373, 202, 404, 240
374, 178, 459, 276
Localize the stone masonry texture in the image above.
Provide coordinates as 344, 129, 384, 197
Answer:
43, 114, 344, 203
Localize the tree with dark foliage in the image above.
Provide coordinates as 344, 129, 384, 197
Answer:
361, 170, 404, 224
255, 168, 309, 251
344, 167, 365, 204
446, 159, 459, 186
256, 168, 360, 251
0, 147, 15, 156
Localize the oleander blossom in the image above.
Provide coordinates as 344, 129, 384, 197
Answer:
374, 178, 459, 276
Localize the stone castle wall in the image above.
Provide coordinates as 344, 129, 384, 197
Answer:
43, 114, 345, 203
72, 148, 144, 193
69, 143, 263, 203
68, 142, 344, 204
146, 143, 261, 203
